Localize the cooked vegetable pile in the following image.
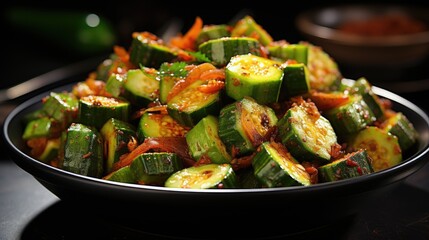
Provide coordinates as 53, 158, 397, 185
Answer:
21, 15, 419, 189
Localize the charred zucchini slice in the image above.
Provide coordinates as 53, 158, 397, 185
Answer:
218, 96, 278, 157
164, 163, 238, 189
318, 149, 374, 182
137, 112, 189, 142
252, 141, 311, 188
277, 101, 337, 163
225, 54, 283, 104
349, 126, 402, 172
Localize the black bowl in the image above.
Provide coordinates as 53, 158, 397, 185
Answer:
3, 78, 429, 238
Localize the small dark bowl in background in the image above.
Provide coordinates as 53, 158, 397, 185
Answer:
296, 4, 429, 68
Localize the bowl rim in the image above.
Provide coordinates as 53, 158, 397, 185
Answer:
3, 79, 429, 197
296, 4, 429, 47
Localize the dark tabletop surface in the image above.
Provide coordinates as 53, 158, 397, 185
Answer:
2, 1, 429, 239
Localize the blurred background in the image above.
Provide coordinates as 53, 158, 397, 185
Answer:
1, 0, 429, 115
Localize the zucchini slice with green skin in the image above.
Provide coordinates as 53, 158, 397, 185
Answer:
381, 112, 418, 152
268, 42, 308, 64
129, 32, 178, 69
38, 138, 61, 164
225, 54, 284, 104
185, 115, 231, 164
323, 95, 376, 141
252, 141, 311, 188
218, 96, 278, 157
347, 77, 385, 120
280, 62, 311, 99
123, 68, 159, 107
277, 102, 337, 163
231, 15, 273, 46
236, 168, 263, 188
103, 165, 136, 183
196, 24, 231, 46
167, 79, 221, 127
105, 73, 125, 97
198, 37, 262, 67
137, 112, 189, 142
78, 95, 131, 129
349, 126, 402, 172
130, 152, 183, 186
164, 163, 238, 189
61, 123, 104, 178
42, 92, 79, 128
100, 118, 137, 173
301, 41, 342, 91
318, 149, 374, 182
22, 117, 62, 140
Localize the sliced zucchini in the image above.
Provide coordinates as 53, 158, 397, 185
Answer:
100, 118, 137, 173
103, 165, 136, 183
323, 95, 376, 141
196, 24, 231, 46
105, 73, 125, 97
164, 163, 238, 189
129, 152, 183, 186
78, 95, 130, 129
123, 68, 159, 107
185, 115, 231, 164
347, 77, 385, 120
218, 97, 278, 156
318, 149, 374, 182
198, 37, 262, 67
252, 141, 311, 188
38, 138, 61, 164
22, 116, 62, 140
225, 54, 284, 104
42, 92, 79, 128
301, 41, 342, 91
381, 112, 418, 152
280, 62, 311, 99
137, 112, 189, 142
349, 126, 402, 172
167, 79, 221, 127
277, 101, 337, 163
61, 123, 104, 178
231, 15, 273, 46
129, 32, 178, 69
268, 41, 308, 64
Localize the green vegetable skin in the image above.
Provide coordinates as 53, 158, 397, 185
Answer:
21, 14, 420, 189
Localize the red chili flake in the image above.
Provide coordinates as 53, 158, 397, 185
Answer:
346, 159, 358, 167
82, 152, 93, 159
